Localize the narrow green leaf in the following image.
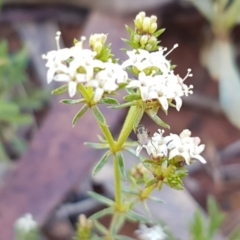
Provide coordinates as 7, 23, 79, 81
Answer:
153, 28, 165, 37
0, 101, 19, 115
92, 106, 107, 126
123, 141, 138, 148
51, 84, 68, 95
93, 220, 108, 234
89, 207, 113, 220
123, 94, 141, 102
109, 101, 136, 109
126, 211, 149, 223
97, 135, 107, 142
122, 188, 138, 195
72, 104, 88, 126
124, 147, 138, 157
125, 88, 135, 95
84, 142, 109, 149
1, 114, 33, 125
145, 178, 157, 188
110, 214, 125, 236
146, 109, 170, 129
88, 191, 114, 206
117, 152, 127, 181
92, 151, 111, 176
148, 196, 164, 203
61, 98, 85, 105
133, 105, 144, 132
99, 97, 119, 105
125, 25, 135, 35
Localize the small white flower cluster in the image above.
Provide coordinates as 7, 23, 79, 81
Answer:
42, 32, 128, 102
122, 47, 193, 111
135, 224, 167, 240
137, 129, 206, 165
15, 213, 38, 233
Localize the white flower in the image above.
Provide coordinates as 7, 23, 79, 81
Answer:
135, 224, 167, 240
15, 213, 38, 233
167, 129, 206, 165
86, 62, 128, 102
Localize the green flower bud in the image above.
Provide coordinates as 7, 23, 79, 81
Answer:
142, 17, 151, 32
140, 35, 149, 46
148, 36, 157, 45
93, 41, 103, 55
134, 12, 146, 30
89, 33, 107, 48
150, 15, 157, 24
149, 23, 157, 34
133, 34, 141, 43
145, 43, 153, 51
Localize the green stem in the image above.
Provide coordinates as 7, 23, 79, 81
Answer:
77, 83, 91, 102
114, 154, 121, 207
116, 105, 139, 149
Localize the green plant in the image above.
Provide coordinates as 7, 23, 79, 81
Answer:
0, 40, 48, 162
41, 12, 206, 239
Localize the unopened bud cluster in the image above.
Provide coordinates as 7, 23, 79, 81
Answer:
75, 214, 93, 240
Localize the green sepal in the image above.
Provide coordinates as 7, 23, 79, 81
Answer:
125, 25, 135, 35
99, 97, 119, 105
87, 191, 114, 206
145, 178, 157, 188
146, 109, 170, 129
153, 28, 165, 37
89, 207, 113, 220
51, 84, 68, 95
123, 94, 141, 102
61, 98, 85, 105
72, 104, 88, 126
92, 151, 111, 176
126, 211, 149, 223
109, 101, 136, 109
84, 142, 109, 149
92, 106, 107, 126
116, 152, 127, 181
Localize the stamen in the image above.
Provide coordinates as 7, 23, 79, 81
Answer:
164, 43, 178, 57
55, 31, 61, 50
183, 68, 193, 81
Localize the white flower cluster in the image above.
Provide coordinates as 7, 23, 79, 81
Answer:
15, 213, 38, 233
42, 32, 128, 102
137, 129, 206, 165
135, 224, 167, 240
122, 47, 193, 111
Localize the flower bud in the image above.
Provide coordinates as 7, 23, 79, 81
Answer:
133, 34, 141, 43
148, 36, 157, 45
134, 12, 146, 30
145, 43, 153, 51
140, 35, 149, 46
89, 33, 107, 49
149, 22, 157, 34
150, 15, 157, 24
142, 17, 151, 32
93, 41, 103, 55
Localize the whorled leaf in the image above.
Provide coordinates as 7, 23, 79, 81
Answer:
109, 101, 136, 109
51, 84, 68, 95
92, 151, 111, 176
72, 104, 88, 126
123, 94, 141, 102
92, 106, 107, 126
145, 178, 157, 188
89, 207, 113, 220
88, 191, 114, 206
126, 211, 149, 223
146, 109, 170, 129
61, 98, 85, 105
116, 151, 127, 181
99, 97, 119, 105
84, 142, 109, 149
